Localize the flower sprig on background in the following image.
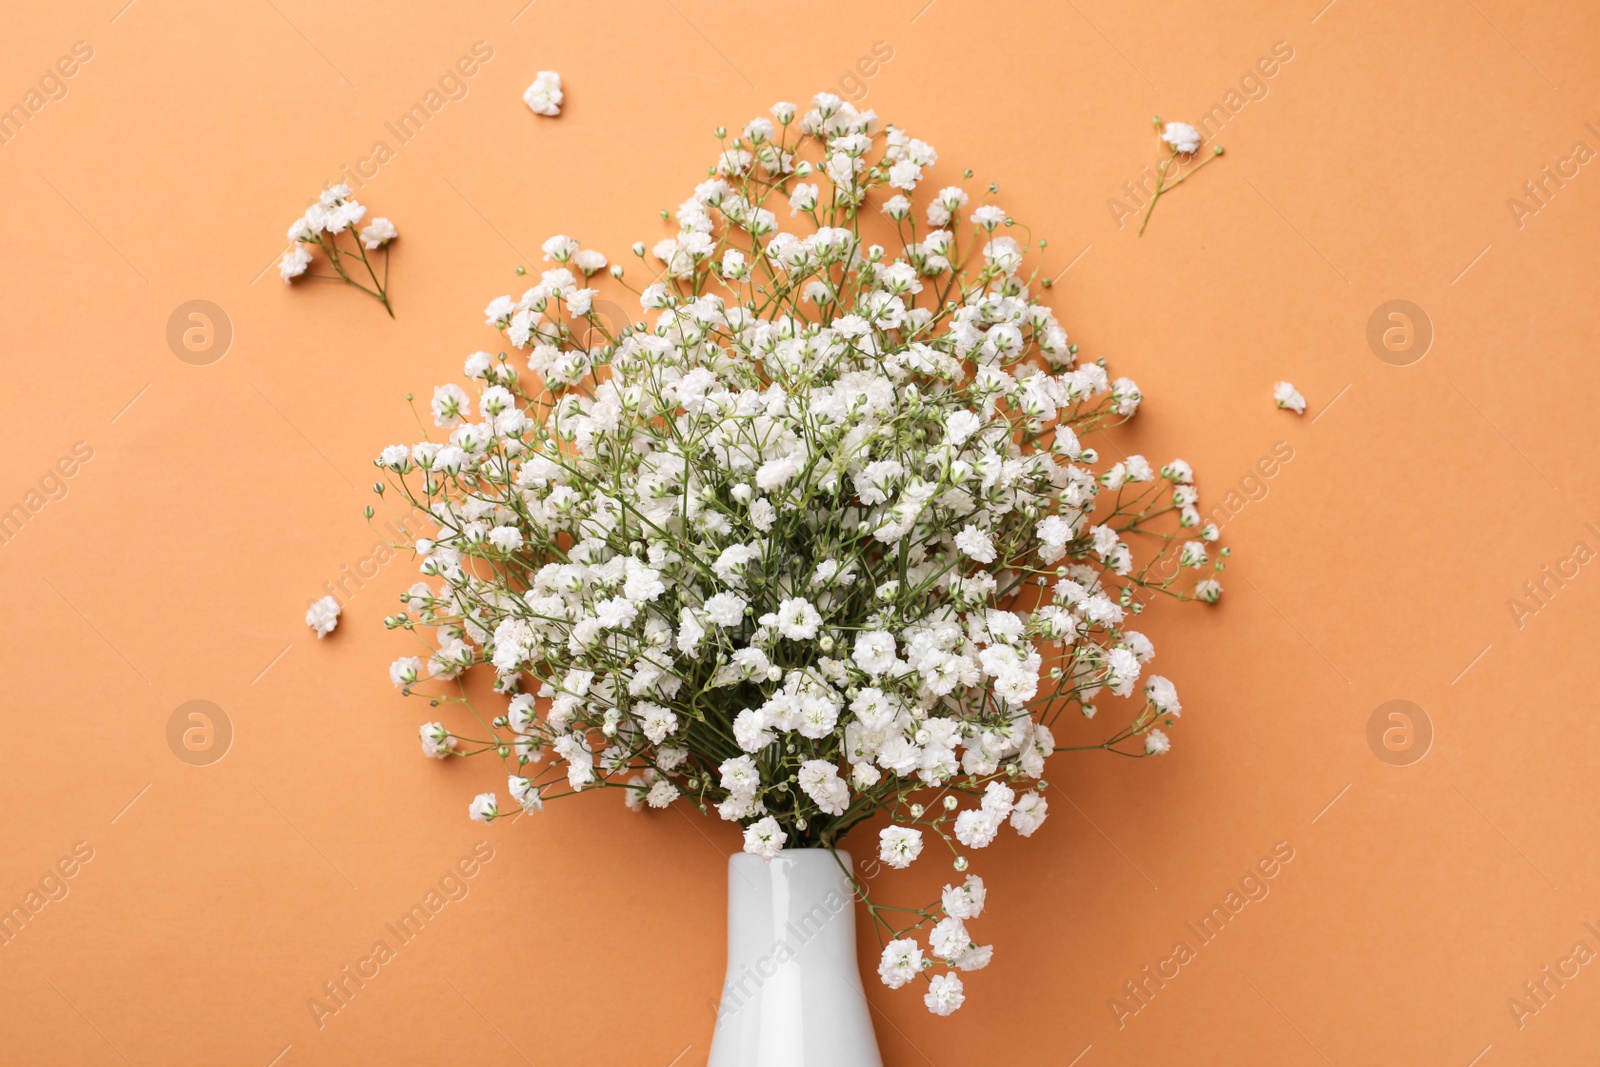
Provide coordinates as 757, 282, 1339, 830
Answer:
281, 185, 398, 316
1137, 118, 1224, 236
366, 92, 1227, 1014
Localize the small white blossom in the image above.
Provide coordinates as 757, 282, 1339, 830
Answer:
1274, 381, 1306, 414
879, 825, 924, 868
389, 657, 421, 687
954, 809, 1001, 849
942, 875, 986, 920
509, 776, 543, 813
924, 973, 965, 1016
419, 722, 454, 759
279, 244, 312, 281
878, 939, 923, 989
954, 524, 996, 564
468, 792, 498, 822
776, 597, 822, 640
360, 217, 397, 249
523, 70, 563, 116
1009, 792, 1048, 836
743, 815, 787, 860
1162, 121, 1202, 155
1147, 675, 1181, 715
305, 595, 340, 638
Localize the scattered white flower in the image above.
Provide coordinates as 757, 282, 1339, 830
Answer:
1274, 381, 1306, 414
305, 595, 340, 638
523, 70, 563, 116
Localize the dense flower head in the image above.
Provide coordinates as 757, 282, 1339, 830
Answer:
374, 93, 1225, 1014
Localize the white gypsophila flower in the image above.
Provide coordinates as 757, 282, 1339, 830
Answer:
509, 775, 543, 813
1009, 791, 1048, 836
1274, 381, 1306, 414
1146, 675, 1181, 715
306, 595, 340, 638
361, 217, 397, 250
376, 95, 1229, 1019
1162, 121, 1202, 155
645, 779, 680, 808
776, 597, 822, 640
419, 722, 453, 759
523, 70, 562, 116
852, 631, 899, 676
542, 234, 579, 263
879, 825, 924, 869
954, 524, 996, 564
798, 759, 849, 815
924, 973, 965, 1016
389, 656, 421, 687
942, 875, 986, 920
954, 809, 1000, 849
431, 384, 470, 428
324, 199, 366, 233
929, 916, 970, 962
1144, 728, 1172, 755
878, 939, 924, 989
953, 943, 994, 971
280, 244, 312, 282
743, 815, 787, 860
468, 792, 498, 822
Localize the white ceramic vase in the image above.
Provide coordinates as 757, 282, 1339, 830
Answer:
706, 848, 883, 1066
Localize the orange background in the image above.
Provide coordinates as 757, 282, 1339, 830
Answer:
4, 1, 1599, 1063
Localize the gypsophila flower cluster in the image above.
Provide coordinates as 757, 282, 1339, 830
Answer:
282, 185, 398, 316
370, 92, 1227, 1015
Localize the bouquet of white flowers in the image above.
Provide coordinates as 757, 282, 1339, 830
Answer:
371, 92, 1225, 1016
